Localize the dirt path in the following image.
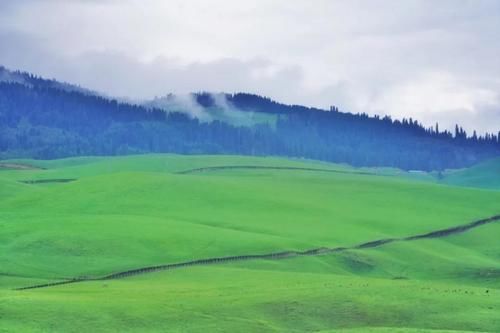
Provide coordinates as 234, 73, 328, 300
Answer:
20, 178, 76, 184
0, 163, 44, 170
14, 214, 500, 291
177, 165, 377, 176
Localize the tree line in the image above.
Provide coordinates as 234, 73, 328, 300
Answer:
0, 76, 499, 171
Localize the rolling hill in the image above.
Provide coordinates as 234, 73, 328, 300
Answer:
1, 154, 499, 332
439, 157, 500, 190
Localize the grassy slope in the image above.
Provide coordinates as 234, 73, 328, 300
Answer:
0, 154, 499, 332
440, 157, 500, 190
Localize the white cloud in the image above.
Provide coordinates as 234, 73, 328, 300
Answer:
367, 72, 500, 132
0, 0, 499, 133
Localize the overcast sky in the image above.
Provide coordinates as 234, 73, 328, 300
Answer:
1, 0, 499, 133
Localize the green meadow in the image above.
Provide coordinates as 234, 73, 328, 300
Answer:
0, 154, 499, 332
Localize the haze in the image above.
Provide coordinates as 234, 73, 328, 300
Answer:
1, 0, 499, 133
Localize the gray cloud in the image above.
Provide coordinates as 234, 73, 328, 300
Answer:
0, 0, 499, 133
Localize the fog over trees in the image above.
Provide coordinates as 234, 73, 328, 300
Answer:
1, 67, 499, 171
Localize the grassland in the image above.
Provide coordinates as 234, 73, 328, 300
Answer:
0, 154, 499, 332
439, 158, 500, 190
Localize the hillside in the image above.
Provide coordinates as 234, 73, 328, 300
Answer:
440, 157, 500, 190
1, 66, 499, 171
1, 154, 499, 332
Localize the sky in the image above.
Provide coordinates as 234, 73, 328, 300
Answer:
0, 0, 499, 134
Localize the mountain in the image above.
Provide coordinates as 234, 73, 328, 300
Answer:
144, 93, 277, 127
0, 66, 95, 95
0, 66, 499, 170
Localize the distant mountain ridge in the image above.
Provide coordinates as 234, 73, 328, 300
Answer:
0, 66, 499, 170
0, 66, 96, 95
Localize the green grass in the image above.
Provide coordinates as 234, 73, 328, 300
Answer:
0, 154, 499, 332
439, 157, 500, 190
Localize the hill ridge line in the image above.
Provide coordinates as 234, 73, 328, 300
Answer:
14, 214, 500, 291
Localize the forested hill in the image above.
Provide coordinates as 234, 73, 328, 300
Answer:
1, 66, 499, 170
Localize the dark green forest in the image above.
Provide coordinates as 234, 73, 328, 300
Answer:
1, 66, 499, 170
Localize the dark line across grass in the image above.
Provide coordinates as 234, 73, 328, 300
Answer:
0, 163, 45, 171
19, 179, 77, 184
14, 214, 500, 291
177, 165, 378, 176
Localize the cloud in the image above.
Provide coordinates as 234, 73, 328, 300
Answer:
366, 72, 500, 133
148, 93, 211, 121
0, 0, 499, 133
69, 52, 304, 102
